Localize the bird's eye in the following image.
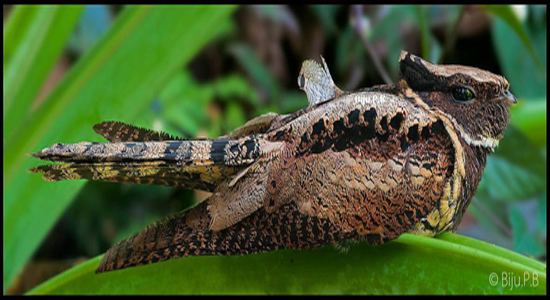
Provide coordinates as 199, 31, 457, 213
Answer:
298, 74, 305, 89
451, 86, 475, 102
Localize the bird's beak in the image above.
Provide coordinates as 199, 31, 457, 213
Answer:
502, 90, 517, 104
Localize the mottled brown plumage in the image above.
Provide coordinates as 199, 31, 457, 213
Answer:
31, 51, 516, 273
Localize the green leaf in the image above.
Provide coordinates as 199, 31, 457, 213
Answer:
280, 91, 308, 113
158, 71, 214, 137
370, 5, 416, 79
489, 5, 546, 99
510, 100, 546, 148
3, 5, 236, 290
415, 6, 431, 61
155, 71, 257, 138
224, 101, 247, 132
479, 156, 545, 202
335, 26, 367, 83
4, 6, 38, 68
415, 6, 447, 63
508, 203, 545, 257
3, 5, 84, 140
438, 233, 545, 273
28, 233, 546, 294
311, 5, 341, 36
492, 126, 546, 180
537, 193, 546, 237
464, 201, 514, 249
212, 74, 260, 107
228, 43, 280, 103
414, 6, 459, 63
482, 5, 542, 68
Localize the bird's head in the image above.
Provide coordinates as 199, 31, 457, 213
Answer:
399, 51, 515, 149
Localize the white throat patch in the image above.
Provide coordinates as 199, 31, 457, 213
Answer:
453, 122, 500, 150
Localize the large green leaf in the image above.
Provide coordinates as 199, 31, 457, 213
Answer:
28, 233, 546, 294
3, 5, 84, 141
488, 5, 546, 99
4, 6, 38, 69
3, 5, 236, 290
482, 5, 542, 69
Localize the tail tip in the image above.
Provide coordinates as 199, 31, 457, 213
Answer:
30, 143, 65, 160
29, 165, 63, 182
31, 151, 45, 159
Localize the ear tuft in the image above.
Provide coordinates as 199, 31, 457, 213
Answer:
398, 51, 437, 89
399, 50, 409, 62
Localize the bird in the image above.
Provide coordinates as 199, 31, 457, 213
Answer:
31, 50, 517, 273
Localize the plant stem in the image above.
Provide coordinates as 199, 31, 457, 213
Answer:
439, 5, 465, 63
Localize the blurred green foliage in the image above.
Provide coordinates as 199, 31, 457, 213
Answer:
3, 4, 546, 294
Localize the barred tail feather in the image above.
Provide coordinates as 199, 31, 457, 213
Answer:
30, 161, 238, 192
32, 137, 261, 167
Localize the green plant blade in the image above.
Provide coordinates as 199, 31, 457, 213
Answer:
438, 233, 546, 273
4, 5, 38, 69
3, 5, 236, 291
28, 233, 546, 295
481, 5, 542, 68
510, 100, 546, 147
3, 5, 84, 140
415, 6, 431, 61
489, 6, 546, 99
